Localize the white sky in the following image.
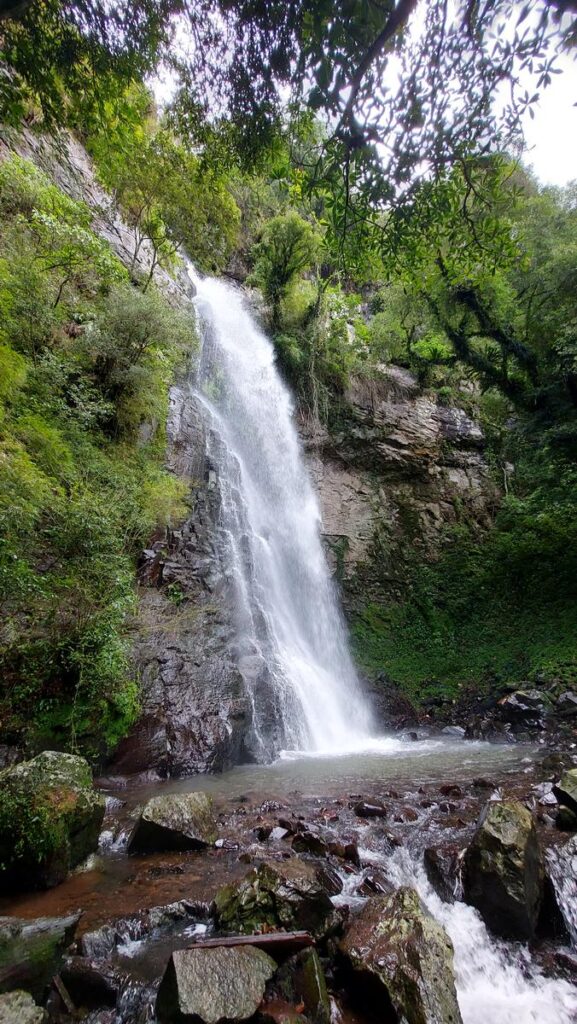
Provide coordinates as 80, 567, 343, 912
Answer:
521, 52, 577, 186
153, 15, 577, 189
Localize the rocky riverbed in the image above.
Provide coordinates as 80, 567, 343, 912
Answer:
2, 739, 577, 1024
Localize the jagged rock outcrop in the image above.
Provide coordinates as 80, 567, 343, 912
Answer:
303, 366, 497, 591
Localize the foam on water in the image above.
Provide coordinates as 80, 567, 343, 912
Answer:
383, 847, 577, 1024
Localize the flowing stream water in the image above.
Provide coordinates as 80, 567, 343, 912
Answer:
191, 270, 373, 756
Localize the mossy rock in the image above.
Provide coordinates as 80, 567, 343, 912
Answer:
0, 990, 45, 1024
554, 769, 577, 817
462, 800, 544, 940
340, 886, 462, 1024
0, 751, 105, 891
127, 792, 217, 853
214, 860, 340, 940
0, 913, 80, 999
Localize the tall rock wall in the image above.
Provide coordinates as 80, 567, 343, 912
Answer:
302, 366, 499, 606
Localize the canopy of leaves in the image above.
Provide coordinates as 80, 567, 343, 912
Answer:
2, 0, 575, 254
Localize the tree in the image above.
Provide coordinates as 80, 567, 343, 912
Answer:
249, 212, 321, 326
85, 92, 241, 275
2, 0, 575, 256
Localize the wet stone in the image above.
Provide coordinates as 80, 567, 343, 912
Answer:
352, 800, 387, 819
462, 800, 544, 940
0, 990, 45, 1024
0, 751, 105, 890
272, 948, 330, 1024
127, 792, 218, 853
60, 957, 127, 1009
214, 859, 341, 939
554, 769, 577, 817
424, 845, 461, 903
291, 832, 328, 857
0, 913, 81, 1000
156, 946, 276, 1024
340, 887, 462, 1024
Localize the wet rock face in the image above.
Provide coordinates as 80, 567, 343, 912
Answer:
214, 860, 340, 940
111, 385, 278, 776
302, 367, 496, 588
462, 800, 544, 940
0, 752, 105, 890
0, 913, 80, 999
127, 792, 218, 853
340, 886, 462, 1024
423, 845, 461, 903
554, 769, 577, 817
0, 990, 45, 1024
156, 946, 276, 1024
272, 949, 330, 1024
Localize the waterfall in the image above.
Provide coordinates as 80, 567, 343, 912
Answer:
190, 271, 373, 757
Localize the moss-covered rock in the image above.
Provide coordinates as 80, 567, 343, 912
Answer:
0, 913, 80, 999
0, 990, 45, 1024
273, 948, 330, 1024
214, 860, 340, 940
0, 751, 105, 890
462, 800, 544, 940
553, 769, 577, 817
127, 792, 218, 853
340, 887, 462, 1024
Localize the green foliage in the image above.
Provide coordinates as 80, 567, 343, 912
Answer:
352, 451, 577, 703
84, 283, 193, 437
0, 157, 193, 758
249, 212, 321, 324
85, 96, 241, 276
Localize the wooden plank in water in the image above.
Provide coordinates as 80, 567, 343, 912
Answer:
187, 931, 314, 955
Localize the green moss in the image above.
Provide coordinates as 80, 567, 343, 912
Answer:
0, 156, 195, 758
351, 463, 577, 704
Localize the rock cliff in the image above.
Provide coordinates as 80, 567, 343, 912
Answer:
302, 366, 498, 604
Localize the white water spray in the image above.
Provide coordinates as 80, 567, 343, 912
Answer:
191, 272, 373, 756
363, 846, 577, 1024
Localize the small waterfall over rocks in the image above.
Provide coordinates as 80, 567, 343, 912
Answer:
190, 271, 373, 759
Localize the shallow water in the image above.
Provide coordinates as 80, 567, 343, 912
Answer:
117, 736, 537, 808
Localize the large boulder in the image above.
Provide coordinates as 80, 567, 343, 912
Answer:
0, 752, 105, 890
462, 800, 544, 940
340, 887, 462, 1024
0, 913, 80, 999
544, 834, 577, 945
553, 769, 577, 817
214, 860, 340, 940
156, 946, 276, 1024
127, 792, 217, 853
0, 991, 45, 1024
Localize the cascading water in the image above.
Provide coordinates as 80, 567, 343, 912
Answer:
190, 270, 373, 757
359, 845, 577, 1024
